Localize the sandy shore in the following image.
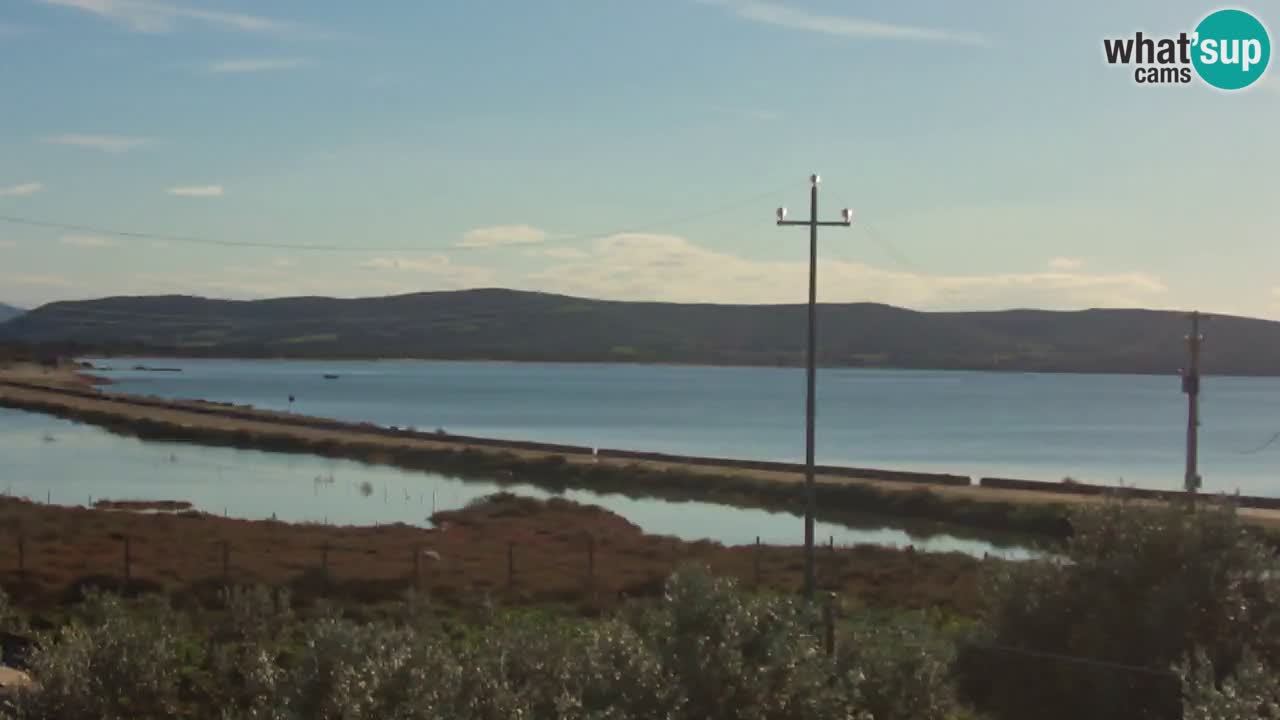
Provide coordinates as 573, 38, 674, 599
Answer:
2, 363, 1277, 532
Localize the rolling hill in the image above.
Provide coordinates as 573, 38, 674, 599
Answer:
0, 302, 23, 324
1, 288, 1276, 375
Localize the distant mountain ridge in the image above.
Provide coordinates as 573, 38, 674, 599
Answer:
0, 302, 23, 324
2, 288, 1277, 375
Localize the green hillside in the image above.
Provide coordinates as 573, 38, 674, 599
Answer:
1, 288, 1273, 375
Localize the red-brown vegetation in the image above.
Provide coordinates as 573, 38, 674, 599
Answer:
0, 493, 982, 616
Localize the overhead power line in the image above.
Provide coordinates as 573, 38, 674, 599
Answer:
0, 182, 798, 254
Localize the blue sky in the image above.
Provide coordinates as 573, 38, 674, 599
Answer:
1, 0, 1277, 315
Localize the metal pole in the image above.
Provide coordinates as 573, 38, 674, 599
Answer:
804, 177, 818, 601
1184, 311, 1203, 493
775, 175, 853, 603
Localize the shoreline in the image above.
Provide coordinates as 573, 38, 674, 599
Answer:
3, 364, 1278, 541
75, 353, 1280, 379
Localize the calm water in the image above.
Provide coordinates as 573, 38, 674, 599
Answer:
93, 358, 1280, 496
0, 408, 1027, 557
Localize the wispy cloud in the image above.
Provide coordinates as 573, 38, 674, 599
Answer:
42, 133, 156, 153
0, 240, 17, 249
37, 0, 290, 34
166, 184, 223, 197
205, 57, 308, 74
459, 225, 549, 248
0, 273, 72, 287
528, 247, 589, 260
709, 105, 780, 121
1048, 257, 1084, 271
699, 0, 988, 45
0, 182, 44, 197
361, 255, 496, 286
60, 234, 116, 248
360, 256, 452, 272
527, 233, 1165, 310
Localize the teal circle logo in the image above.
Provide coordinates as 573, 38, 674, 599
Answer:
1192, 9, 1271, 90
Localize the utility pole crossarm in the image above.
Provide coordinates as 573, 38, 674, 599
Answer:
773, 174, 855, 603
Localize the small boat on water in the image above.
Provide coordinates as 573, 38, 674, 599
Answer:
322, 374, 340, 380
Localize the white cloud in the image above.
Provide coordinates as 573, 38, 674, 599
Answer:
459, 225, 549, 248
0, 182, 43, 196
37, 0, 288, 34
166, 184, 223, 197
1048, 257, 1084, 271
525, 233, 1166, 310
60, 234, 116, 248
528, 246, 589, 260
699, 0, 988, 45
206, 57, 308, 74
42, 133, 156, 153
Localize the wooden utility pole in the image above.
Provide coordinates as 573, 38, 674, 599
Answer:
1182, 311, 1204, 493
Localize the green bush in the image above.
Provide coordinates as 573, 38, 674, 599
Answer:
1181, 651, 1280, 720
836, 612, 963, 720
3, 568, 982, 720
10, 592, 182, 720
958, 499, 1280, 720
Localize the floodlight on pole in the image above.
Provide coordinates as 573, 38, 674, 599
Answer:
775, 174, 856, 602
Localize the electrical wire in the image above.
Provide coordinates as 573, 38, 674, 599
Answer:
0, 181, 800, 254
1237, 430, 1280, 455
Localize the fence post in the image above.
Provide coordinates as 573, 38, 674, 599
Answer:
585, 534, 596, 597
507, 541, 515, 593
823, 592, 836, 657
754, 536, 761, 588
221, 541, 230, 583
413, 546, 421, 591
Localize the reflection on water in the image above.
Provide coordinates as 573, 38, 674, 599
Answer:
0, 408, 1035, 559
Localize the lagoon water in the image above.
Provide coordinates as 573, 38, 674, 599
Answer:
0, 407, 1029, 557
94, 358, 1280, 497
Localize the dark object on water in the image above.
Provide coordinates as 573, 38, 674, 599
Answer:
323, 374, 339, 379
131, 365, 182, 372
